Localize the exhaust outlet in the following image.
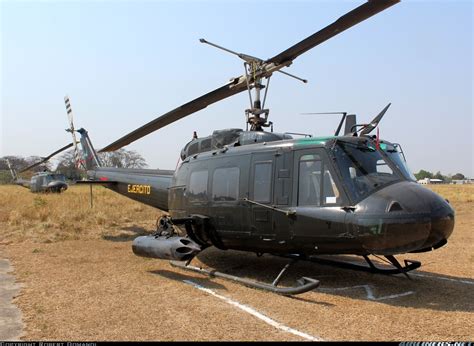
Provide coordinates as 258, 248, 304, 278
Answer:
132, 235, 201, 261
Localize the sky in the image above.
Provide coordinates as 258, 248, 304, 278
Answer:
1, 0, 473, 177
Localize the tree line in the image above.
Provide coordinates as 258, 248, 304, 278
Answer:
0, 149, 147, 184
414, 170, 467, 182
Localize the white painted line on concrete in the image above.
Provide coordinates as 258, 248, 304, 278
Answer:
0, 258, 24, 341
411, 273, 474, 285
320, 284, 415, 301
183, 279, 323, 341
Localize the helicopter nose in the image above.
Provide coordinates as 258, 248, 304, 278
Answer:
355, 181, 454, 255
415, 186, 455, 251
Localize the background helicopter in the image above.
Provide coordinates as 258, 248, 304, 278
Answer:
68, 0, 455, 295
6, 143, 73, 193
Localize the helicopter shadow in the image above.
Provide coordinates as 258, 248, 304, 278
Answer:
102, 226, 150, 242
151, 260, 335, 307
149, 269, 227, 291
194, 247, 474, 313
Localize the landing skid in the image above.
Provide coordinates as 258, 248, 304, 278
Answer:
170, 259, 320, 296
298, 254, 421, 277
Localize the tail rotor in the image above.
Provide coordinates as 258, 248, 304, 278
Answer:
6, 159, 18, 181
64, 95, 85, 169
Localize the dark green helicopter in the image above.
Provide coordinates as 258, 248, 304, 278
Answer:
69, 0, 455, 295
6, 144, 73, 193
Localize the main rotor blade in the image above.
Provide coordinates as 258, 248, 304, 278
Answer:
359, 103, 391, 136
266, 0, 400, 66
19, 143, 74, 173
99, 81, 247, 152
99, 1, 399, 152
65, 96, 75, 130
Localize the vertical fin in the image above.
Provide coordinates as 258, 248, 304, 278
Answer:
77, 128, 102, 169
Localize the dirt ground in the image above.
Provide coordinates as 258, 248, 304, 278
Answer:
1, 185, 473, 341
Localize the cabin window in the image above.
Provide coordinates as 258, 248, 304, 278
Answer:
298, 154, 341, 206
322, 166, 340, 205
174, 163, 188, 186
200, 138, 212, 151
298, 154, 322, 206
254, 162, 272, 203
188, 142, 199, 156
212, 167, 239, 201
188, 170, 208, 202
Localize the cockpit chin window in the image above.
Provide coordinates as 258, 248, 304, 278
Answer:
333, 141, 402, 201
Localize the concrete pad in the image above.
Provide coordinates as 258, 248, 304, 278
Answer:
0, 254, 24, 341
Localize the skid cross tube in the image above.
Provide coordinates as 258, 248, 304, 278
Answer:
170, 260, 320, 296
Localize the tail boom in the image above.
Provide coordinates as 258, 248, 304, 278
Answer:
84, 167, 173, 211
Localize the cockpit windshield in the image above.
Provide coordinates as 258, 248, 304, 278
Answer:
51, 174, 66, 182
382, 143, 417, 181
333, 140, 402, 201
44, 174, 66, 183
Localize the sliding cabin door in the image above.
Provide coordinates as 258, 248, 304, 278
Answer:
249, 152, 275, 238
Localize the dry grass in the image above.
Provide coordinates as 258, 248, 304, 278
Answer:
1, 183, 473, 341
0, 185, 163, 244
427, 184, 473, 207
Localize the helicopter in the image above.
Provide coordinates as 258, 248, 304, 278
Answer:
68, 0, 455, 295
6, 143, 73, 193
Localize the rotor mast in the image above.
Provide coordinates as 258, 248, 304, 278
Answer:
244, 60, 269, 131
199, 38, 306, 131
